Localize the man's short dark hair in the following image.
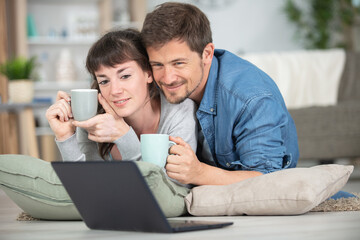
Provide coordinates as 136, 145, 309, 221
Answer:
141, 2, 212, 56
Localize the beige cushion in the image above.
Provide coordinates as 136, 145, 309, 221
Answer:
185, 164, 353, 216
0, 154, 189, 220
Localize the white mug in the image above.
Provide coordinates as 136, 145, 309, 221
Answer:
140, 134, 175, 168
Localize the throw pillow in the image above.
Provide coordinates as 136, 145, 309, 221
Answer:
0, 154, 189, 220
185, 164, 353, 216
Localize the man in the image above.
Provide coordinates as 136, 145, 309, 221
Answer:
141, 2, 299, 186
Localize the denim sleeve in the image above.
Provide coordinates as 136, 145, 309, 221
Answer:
231, 94, 290, 174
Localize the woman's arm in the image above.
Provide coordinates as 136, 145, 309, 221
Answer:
55, 127, 103, 161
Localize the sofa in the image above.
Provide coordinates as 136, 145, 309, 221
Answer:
289, 51, 360, 161
242, 50, 360, 162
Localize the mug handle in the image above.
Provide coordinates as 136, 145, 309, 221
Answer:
168, 141, 176, 154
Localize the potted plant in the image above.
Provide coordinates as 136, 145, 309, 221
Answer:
0, 56, 37, 103
283, 0, 360, 50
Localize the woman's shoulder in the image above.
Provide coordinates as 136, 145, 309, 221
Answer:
160, 93, 197, 114
157, 93, 197, 135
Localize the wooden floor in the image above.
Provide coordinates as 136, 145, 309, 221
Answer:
1, 186, 360, 240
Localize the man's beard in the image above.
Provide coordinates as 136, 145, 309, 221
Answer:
160, 64, 204, 104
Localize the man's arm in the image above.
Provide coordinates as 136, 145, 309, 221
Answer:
166, 136, 262, 185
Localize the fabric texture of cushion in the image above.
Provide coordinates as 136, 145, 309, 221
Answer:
185, 164, 354, 216
0, 154, 189, 220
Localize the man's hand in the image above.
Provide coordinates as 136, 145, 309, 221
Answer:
167, 136, 263, 186
166, 136, 205, 185
73, 94, 130, 142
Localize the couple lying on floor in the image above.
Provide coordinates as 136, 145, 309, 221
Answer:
46, 2, 354, 200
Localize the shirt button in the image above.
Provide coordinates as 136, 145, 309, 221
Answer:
226, 162, 231, 167
210, 108, 214, 112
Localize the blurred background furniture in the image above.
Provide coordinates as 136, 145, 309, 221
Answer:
242, 50, 360, 162
0, 103, 52, 159
0, 0, 145, 161
289, 52, 360, 161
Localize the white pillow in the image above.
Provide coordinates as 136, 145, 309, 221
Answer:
185, 164, 353, 216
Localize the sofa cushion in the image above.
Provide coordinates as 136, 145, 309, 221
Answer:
337, 51, 360, 102
185, 164, 353, 216
289, 101, 360, 160
0, 154, 189, 220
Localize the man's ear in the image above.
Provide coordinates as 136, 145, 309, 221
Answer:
202, 43, 215, 64
146, 71, 153, 83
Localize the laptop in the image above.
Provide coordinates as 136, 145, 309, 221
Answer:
51, 161, 233, 233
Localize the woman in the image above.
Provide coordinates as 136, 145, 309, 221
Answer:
46, 29, 197, 163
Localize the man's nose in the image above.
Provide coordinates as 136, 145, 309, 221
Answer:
162, 66, 176, 84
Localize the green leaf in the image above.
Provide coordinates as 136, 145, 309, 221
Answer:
0, 56, 37, 80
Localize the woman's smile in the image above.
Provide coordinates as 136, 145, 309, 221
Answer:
113, 98, 131, 107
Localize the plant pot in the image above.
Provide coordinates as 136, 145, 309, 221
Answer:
8, 80, 34, 103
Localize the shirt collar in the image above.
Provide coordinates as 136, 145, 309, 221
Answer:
198, 50, 222, 115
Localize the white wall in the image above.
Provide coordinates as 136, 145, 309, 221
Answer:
148, 0, 303, 54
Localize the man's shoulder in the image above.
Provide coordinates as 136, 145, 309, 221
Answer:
213, 49, 276, 98
215, 49, 250, 66
215, 50, 261, 85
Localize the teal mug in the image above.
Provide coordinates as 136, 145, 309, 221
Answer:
70, 89, 98, 121
140, 134, 175, 168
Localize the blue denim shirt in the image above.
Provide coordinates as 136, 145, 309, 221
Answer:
196, 49, 299, 174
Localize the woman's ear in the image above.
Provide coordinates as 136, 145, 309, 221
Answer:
202, 43, 215, 65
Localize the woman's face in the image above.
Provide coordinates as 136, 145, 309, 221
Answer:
95, 61, 153, 118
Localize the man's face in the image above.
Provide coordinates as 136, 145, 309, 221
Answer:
146, 40, 205, 104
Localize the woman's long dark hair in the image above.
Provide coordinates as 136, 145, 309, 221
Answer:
85, 28, 159, 159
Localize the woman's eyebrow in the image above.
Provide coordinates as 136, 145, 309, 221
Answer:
95, 67, 130, 78
117, 67, 130, 74
95, 74, 107, 78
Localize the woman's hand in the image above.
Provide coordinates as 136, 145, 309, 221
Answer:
45, 91, 76, 141
72, 94, 130, 142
